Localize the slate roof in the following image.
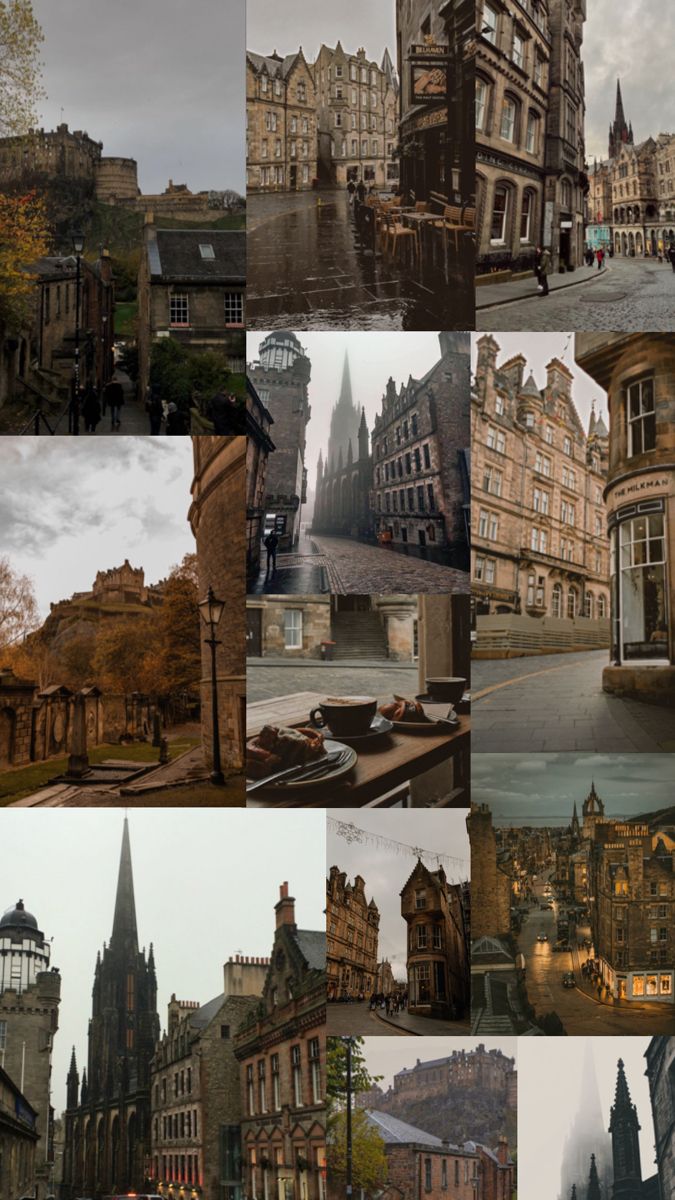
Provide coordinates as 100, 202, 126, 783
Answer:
189, 992, 225, 1029
366, 1111, 446, 1147
520, 371, 541, 398
248, 51, 299, 79
295, 929, 326, 970
396, 1056, 450, 1074
149, 229, 245, 284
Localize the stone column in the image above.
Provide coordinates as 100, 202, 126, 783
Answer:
67, 692, 91, 778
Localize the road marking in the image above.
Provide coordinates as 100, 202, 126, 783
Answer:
473, 658, 582, 701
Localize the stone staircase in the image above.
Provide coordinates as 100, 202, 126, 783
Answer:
331, 611, 388, 660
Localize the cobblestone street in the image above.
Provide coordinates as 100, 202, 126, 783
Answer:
249, 534, 469, 595
473, 649, 675, 752
476, 256, 675, 332
247, 659, 418, 703
326, 1000, 469, 1037
247, 190, 472, 330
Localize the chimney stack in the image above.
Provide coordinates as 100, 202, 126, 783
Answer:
275, 881, 296, 929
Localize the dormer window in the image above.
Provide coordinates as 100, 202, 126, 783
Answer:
199, 244, 215, 259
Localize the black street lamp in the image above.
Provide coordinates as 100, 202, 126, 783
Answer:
70, 229, 85, 435
198, 586, 226, 786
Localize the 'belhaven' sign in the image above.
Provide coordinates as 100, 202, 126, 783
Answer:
609, 474, 672, 504
410, 41, 449, 58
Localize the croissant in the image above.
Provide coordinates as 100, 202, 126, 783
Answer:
379, 695, 426, 722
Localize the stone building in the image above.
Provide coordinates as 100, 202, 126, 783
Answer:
150, 957, 268, 1200
655, 133, 675, 247
137, 226, 245, 394
0, 900, 61, 1200
466, 805, 511, 939
245, 377, 275, 583
26, 250, 116, 394
645, 1036, 675, 1200
234, 884, 326, 1200
63, 820, 160, 1199
375, 961, 397, 997
475, 0, 587, 278
364, 1112, 480, 1200
585, 157, 613, 252
245, 594, 419, 661
0, 124, 103, 185
587, 819, 675, 1004
575, 333, 675, 705
247, 332, 312, 551
0, 1066, 39, 1200
607, 1058, 659, 1200
326, 868, 379, 1001
392, 1046, 516, 1103
472, 335, 610, 655
396, 1, 474, 206
189, 437, 246, 770
400, 859, 469, 1020
246, 50, 318, 191
314, 44, 398, 188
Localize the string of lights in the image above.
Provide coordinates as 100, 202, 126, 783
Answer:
327, 817, 469, 875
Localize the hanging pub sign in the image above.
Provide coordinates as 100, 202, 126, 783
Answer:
409, 40, 449, 58
410, 61, 450, 103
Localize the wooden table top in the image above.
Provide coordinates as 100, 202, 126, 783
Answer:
246, 690, 470, 808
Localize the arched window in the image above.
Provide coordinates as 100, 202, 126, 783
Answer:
567, 586, 578, 619
551, 583, 563, 618
490, 183, 511, 244
598, 595, 606, 619
584, 592, 594, 619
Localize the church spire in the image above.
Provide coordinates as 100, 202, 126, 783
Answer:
111, 818, 138, 952
609, 1058, 643, 1193
614, 79, 626, 130
609, 78, 633, 159
339, 350, 353, 407
586, 1154, 601, 1200
67, 1047, 79, 1109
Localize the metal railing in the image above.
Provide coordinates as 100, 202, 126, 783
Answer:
15, 377, 71, 435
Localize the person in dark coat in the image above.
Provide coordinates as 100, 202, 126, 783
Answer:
668, 243, 675, 272
207, 390, 238, 434
103, 375, 125, 429
81, 384, 101, 433
165, 402, 189, 435
347, 179, 356, 207
145, 389, 164, 435
264, 531, 279, 576
356, 179, 367, 204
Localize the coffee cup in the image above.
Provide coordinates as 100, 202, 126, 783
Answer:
309, 695, 377, 736
425, 677, 466, 704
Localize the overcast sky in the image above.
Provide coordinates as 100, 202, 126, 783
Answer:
472, 754, 675, 825
0, 439, 194, 620
327, 809, 470, 980
518, 1037, 656, 1200
471, 333, 607, 431
359, 1035, 518, 1092
247, 332, 446, 490
247, 0, 395, 65
32, 0, 245, 193
584, 1, 675, 163
0, 808, 325, 1114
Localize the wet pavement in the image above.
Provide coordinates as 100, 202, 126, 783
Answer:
327, 1000, 469, 1037
247, 661, 418, 704
472, 649, 675, 752
247, 190, 473, 331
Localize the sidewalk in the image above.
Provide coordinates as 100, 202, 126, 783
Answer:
476, 263, 608, 310
375, 1008, 471, 1035
246, 657, 418, 669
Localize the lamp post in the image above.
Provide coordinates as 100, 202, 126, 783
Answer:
70, 229, 85, 435
198, 586, 226, 785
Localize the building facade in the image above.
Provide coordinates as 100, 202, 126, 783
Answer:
392, 1046, 516, 1103
645, 1036, 675, 1200
588, 820, 675, 1005
0, 1066, 39, 1200
476, 0, 587, 277
234, 884, 326, 1200
575, 333, 675, 705
472, 335, 610, 654
150, 957, 268, 1200
247, 333, 312, 551
137, 227, 245, 396
314, 44, 398, 188
63, 820, 160, 1199
326, 869, 379, 1001
189, 436, 246, 771
467, 805, 511, 939
245, 594, 419, 661
400, 860, 469, 1020
364, 1112, 479, 1200
245, 378, 275, 583
0, 900, 61, 1200
246, 51, 318, 192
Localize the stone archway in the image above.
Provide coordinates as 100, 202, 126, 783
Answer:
0, 706, 16, 767
621, 232, 628, 256
628, 232, 635, 256
635, 232, 643, 254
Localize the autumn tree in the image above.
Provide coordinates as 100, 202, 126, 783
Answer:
0, 555, 39, 648
327, 1037, 382, 1104
90, 615, 159, 695
0, 188, 50, 321
0, 0, 45, 136
154, 557, 201, 696
327, 1109, 388, 1197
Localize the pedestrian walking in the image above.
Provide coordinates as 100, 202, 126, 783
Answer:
668, 243, 675, 272
264, 530, 279, 577
103, 374, 125, 429
145, 388, 164, 435
81, 383, 101, 433
165, 402, 189, 435
356, 179, 367, 205
535, 245, 552, 296
347, 179, 356, 207
596, 247, 604, 270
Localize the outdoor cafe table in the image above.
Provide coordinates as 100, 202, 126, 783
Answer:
246, 690, 470, 808
400, 211, 446, 274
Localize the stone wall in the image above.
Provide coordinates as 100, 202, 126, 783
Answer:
383, 1144, 477, 1200
261, 598, 331, 657
95, 156, 139, 202
474, 613, 610, 657
189, 437, 246, 769
467, 806, 511, 939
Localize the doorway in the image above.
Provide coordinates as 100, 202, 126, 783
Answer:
246, 609, 263, 657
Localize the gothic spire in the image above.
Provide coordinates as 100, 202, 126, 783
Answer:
111, 817, 138, 951
339, 350, 353, 407
586, 1154, 601, 1200
609, 1058, 643, 1190
614, 79, 626, 129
